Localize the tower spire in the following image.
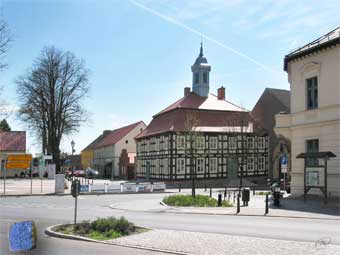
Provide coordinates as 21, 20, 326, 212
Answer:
191, 41, 211, 97
199, 40, 203, 57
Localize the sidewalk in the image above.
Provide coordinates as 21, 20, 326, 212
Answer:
108, 229, 340, 255
109, 189, 340, 220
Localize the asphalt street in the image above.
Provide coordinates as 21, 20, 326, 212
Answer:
1, 193, 339, 254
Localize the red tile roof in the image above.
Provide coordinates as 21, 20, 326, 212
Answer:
0, 131, 26, 152
155, 92, 246, 117
94, 121, 145, 149
136, 109, 251, 139
136, 92, 250, 139
82, 131, 110, 152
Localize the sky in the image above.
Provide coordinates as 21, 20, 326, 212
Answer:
0, 0, 340, 156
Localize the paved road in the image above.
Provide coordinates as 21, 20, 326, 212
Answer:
1, 193, 339, 254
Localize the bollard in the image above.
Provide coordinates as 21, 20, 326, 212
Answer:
209, 187, 212, 198
237, 193, 240, 213
233, 191, 236, 204
265, 194, 269, 214
104, 183, 108, 193
218, 193, 222, 207
179, 184, 181, 192
253, 187, 255, 196
224, 187, 227, 199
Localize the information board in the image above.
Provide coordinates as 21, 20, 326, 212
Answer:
306, 167, 324, 187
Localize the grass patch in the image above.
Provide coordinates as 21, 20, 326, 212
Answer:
163, 194, 233, 207
255, 191, 271, 196
53, 216, 146, 241
88, 230, 122, 240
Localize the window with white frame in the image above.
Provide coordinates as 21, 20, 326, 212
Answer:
177, 135, 186, 149
164, 137, 168, 150
247, 157, 254, 171
209, 158, 217, 172
258, 156, 265, 171
164, 158, 168, 174
223, 140, 228, 149
196, 136, 205, 149
177, 158, 185, 173
196, 158, 205, 173
229, 136, 237, 149
258, 137, 266, 149
146, 140, 150, 152
159, 158, 163, 173
247, 137, 254, 149
209, 137, 218, 149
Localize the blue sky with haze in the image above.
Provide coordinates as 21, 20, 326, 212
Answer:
1, 0, 340, 155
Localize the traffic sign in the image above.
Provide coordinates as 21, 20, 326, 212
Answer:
6, 161, 30, 170
7, 154, 32, 162
44, 155, 52, 160
281, 155, 288, 173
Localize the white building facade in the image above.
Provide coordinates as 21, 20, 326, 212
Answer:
92, 121, 146, 178
275, 27, 340, 197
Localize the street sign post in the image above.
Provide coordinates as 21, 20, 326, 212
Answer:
1, 159, 6, 196
71, 180, 81, 226
280, 156, 288, 191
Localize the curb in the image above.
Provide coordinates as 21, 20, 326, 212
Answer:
1, 191, 173, 197
161, 202, 340, 221
113, 201, 339, 221
45, 224, 193, 255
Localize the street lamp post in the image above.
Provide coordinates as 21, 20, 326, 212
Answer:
71, 140, 75, 177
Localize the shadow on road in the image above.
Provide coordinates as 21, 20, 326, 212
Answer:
270, 195, 340, 216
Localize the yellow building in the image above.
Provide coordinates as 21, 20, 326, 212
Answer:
81, 149, 94, 169
81, 131, 109, 169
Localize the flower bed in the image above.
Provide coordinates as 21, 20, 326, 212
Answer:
53, 216, 147, 241
163, 194, 233, 207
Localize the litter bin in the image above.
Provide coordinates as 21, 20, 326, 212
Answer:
242, 188, 250, 206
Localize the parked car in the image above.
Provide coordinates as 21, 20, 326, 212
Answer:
85, 168, 99, 179
73, 170, 85, 177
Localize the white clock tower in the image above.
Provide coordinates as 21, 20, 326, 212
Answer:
191, 43, 211, 97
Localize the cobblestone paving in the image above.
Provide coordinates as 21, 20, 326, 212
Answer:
110, 229, 340, 255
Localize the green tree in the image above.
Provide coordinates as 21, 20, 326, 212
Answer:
0, 118, 11, 131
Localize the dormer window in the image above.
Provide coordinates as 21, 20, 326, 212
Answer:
194, 72, 199, 83
203, 72, 208, 83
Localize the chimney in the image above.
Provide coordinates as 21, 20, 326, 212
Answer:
184, 87, 191, 97
217, 86, 225, 100
103, 130, 111, 135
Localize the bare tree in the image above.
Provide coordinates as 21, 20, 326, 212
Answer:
0, 20, 11, 116
223, 111, 251, 189
16, 46, 90, 172
0, 20, 10, 71
179, 111, 202, 197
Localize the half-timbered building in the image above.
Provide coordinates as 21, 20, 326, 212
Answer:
135, 44, 269, 181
